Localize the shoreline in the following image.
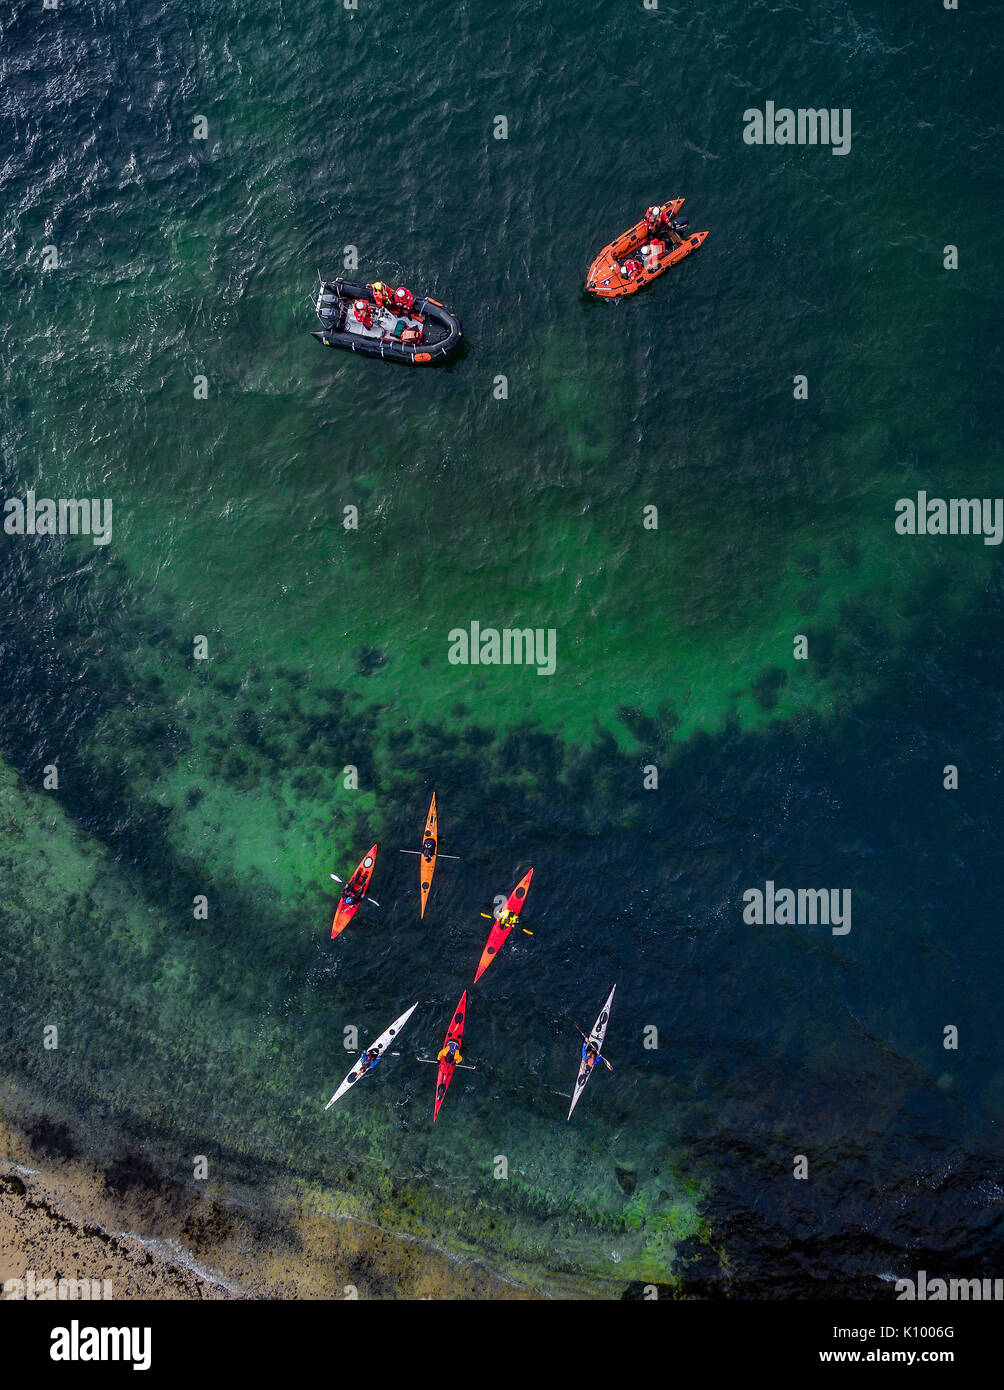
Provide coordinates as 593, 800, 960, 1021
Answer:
0, 1104, 539, 1301
0, 1164, 236, 1301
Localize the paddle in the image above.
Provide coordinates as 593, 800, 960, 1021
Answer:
329, 872, 379, 906
399, 849, 461, 859
479, 911, 533, 936
415, 1057, 477, 1071
572, 1023, 614, 1071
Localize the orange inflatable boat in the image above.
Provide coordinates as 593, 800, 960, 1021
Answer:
586, 198, 708, 299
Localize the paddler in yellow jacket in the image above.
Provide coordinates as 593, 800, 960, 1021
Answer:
437, 1037, 463, 1065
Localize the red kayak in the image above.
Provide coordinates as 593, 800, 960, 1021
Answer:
473, 869, 534, 982
330, 844, 378, 939
433, 990, 468, 1121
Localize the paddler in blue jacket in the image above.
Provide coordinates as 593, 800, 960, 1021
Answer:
581, 1040, 605, 1071
360, 1046, 382, 1075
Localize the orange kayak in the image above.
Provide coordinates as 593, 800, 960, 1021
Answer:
331, 844, 377, 939
433, 990, 468, 1121
474, 869, 534, 983
586, 198, 708, 298
419, 793, 438, 919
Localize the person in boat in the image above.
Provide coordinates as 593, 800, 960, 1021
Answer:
361, 1047, 381, 1074
640, 238, 666, 271
342, 888, 360, 907
619, 258, 642, 281
369, 280, 395, 310
649, 204, 689, 247
422, 836, 436, 861
495, 906, 518, 929
391, 285, 415, 316
352, 298, 374, 329
437, 1037, 463, 1065
581, 1040, 605, 1071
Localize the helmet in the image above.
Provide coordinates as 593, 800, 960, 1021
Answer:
371, 281, 385, 292
646, 205, 661, 221
354, 299, 367, 311
395, 286, 410, 301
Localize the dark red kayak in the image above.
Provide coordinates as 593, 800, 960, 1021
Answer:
434, 991, 468, 1121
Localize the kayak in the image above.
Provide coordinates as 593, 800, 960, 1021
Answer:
331, 844, 378, 939
473, 868, 534, 983
568, 984, 616, 1120
585, 199, 708, 299
433, 990, 468, 1121
324, 1002, 419, 1110
419, 793, 438, 920
311, 277, 462, 365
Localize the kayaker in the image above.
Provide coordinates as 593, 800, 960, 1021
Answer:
353, 298, 374, 328
422, 836, 437, 861
342, 888, 360, 907
619, 259, 642, 281
581, 1040, 605, 1071
369, 280, 394, 310
495, 906, 518, 929
392, 285, 415, 316
437, 1038, 463, 1065
361, 1047, 382, 1074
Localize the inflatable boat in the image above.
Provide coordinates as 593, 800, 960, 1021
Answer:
311, 277, 462, 364
585, 198, 708, 299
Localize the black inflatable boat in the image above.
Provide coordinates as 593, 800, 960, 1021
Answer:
311, 277, 463, 365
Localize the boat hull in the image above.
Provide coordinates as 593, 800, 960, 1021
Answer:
474, 869, 534, 982
420, 793, 438, 919
434, 991, 468, 1121
312, 279, 462, 364
586, 200, 707, 298
331, 844, 378, 939
325, 1002, 419, 1109
568, 984, 616, 1119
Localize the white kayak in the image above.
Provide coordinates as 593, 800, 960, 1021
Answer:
324, 1002, 419, 1109
568, 984, 616, 1120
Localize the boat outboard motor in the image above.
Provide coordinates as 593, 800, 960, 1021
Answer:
669, 217, 689, 233
317, 291, 340, 323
